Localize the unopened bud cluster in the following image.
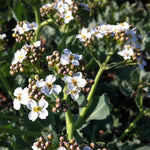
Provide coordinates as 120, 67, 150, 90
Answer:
32, 134, 53, 150
52, 98, 69, 113
58, 136, 110, 150
12, 21, 38, 43
28, 76, 45, 101
46, 51, 85, 78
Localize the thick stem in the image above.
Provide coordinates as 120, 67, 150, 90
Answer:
64, 87, 74, 140
118, 109, 147, 141
75, 52, 113, 129
0, 126, 41, 137
33, 6, 41, 25
0, 70, 14, 99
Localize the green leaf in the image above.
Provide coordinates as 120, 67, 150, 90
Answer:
87, 94, 112, 121
135, 145, 150, 150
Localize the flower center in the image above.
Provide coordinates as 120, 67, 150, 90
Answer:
65, 15, 70, 19
19, 55, 24, 60
46, 82, 53, 89
17, 93, 22, 101
68, 54, 74, 61
82, 34, 86, 39
33, 106, 42, 112
71, 79, 77, 86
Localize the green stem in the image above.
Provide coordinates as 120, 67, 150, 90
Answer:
63, 87, 74, 140
0, 70, 14, 99
75, 52, 113, 129
0, 126, 41, 137
34, 18, 59, 42
33, 6, 41, 25
118, 109, 147, 141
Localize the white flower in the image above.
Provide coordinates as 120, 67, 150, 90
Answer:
65, 88, 81, 99
30, 22, 38, 30
12, 24, 21, 33
76, 28, 91, 42
137, 56, 147, 69
117, 45, 134, 60
83, 146, 93, 150
18, 22, 30, 34
36, 75, 62, 96
26, 41, 41, 48
90, 27, 104, 39
60, 49, 82, 66
126, 30, 137, 43
57, 147, 67, 150
54, 0, 66, 14
0, 33, 6, 40
63, 11, 74, 24
12, 48, 27, 65
13, 87, 29, 110
27, 98, 48, 122
63, 72, 86, 91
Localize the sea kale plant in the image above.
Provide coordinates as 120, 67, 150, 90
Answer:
0, 0, 150, 150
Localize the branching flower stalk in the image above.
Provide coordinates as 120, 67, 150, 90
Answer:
75, 51, 114, 129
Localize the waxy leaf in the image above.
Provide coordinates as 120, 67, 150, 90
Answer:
87, 94, 112, 121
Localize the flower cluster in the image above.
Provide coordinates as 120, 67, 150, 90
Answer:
46, 48, 89, 99
12, 21, 38, 42
76, 22, 146, 69
32, 134, 109, 150
10, 41, 45, 75
40, 0, 79, 24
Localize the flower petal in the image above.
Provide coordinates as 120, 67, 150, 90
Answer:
41, 86, 51, 96
27, 99, 37, 110
39, 109, 48, 119
60, 54, 70, 65
63, 76, 72, 83
45, 75, 56, 83
28, 111, 38, 122
63, 48, 72, 54
38, 99, 49, 109
72, 60, 79, 66
36, 81, 46, 87
13, 99, 21, 110
52, 85, 62, 95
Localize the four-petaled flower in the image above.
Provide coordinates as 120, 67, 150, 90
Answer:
12, 48, 27, 65
65, 88, 81, 99
63, 72, 86, 91
13, 87, 29, 110
117, 45, 134, 60
76, 28, 91, 42
60, 49, 82, 66
36, 75, 62, 96
137, 56, 147, 69
27, 98, 49, 122
63, 11, 74, 24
